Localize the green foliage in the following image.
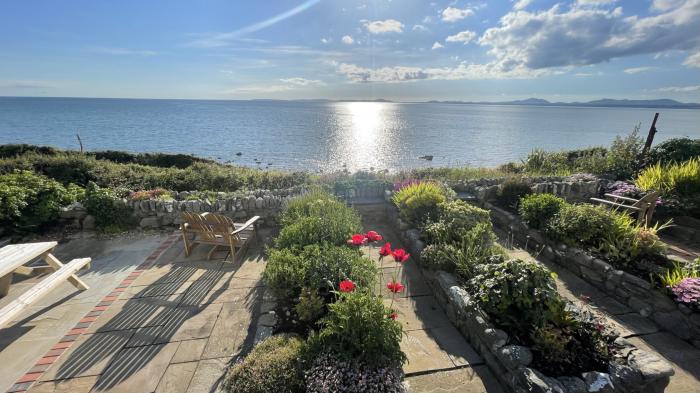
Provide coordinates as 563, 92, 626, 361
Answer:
264, 245, 376, 299
83, 182, 135, 233
0, 170, 79, 232
648, 138, 700, 165
596, 214, 670, 268
424, 200, 491, 244
606, 127, 644, 180
545, 204, 614, 248
469, 259, 563, 336
659, 260, 700, 288
496, 179, 532, 210
399, 166, 509, 182
295, 288, 326, 323
224, 334, 305, 393
518, 193, 566, 230
636, 157, 700, 197
309, 291, 406, 368
392, 182, 447, 225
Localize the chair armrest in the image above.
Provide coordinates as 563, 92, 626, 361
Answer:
604, 193, 639, 203
591, 198, 641, 211
231, 216, 261, 235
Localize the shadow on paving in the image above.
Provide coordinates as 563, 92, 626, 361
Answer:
53, 244, 266, 391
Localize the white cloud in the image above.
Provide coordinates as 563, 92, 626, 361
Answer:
279, 78, 326, 87
513, 0, 533, 11
623, 66, 657, 74
342, 35, 355, 45
320, 38, 330, 44
431, 42, 444, 50
335, 62, 550, 83
683, 51, 700, 68
363, 19, 404, 34
422, 16, 433, 24
575, 72, 603, 77
446, 30, 477, 44
575, 0, 618, 6
412, 24, 428, 32
441, 7, 474, 22
91, 46, 157, 56
657, 85, 700, 92
479, 1, 700, 71
224, 77, 325, 94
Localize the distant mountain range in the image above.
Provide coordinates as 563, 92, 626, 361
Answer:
426, 98, 700, 109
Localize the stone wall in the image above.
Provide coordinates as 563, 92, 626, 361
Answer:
386, 203, 674, 393
487, 202, 700, 349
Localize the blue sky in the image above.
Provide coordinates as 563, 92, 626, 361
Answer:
1, 0, 699, 101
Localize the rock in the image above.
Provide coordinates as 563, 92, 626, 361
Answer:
139, 216, 162, 228
556, 376, 586, 393
628, 350, 674, 380
609, 363, 643, 391
482, 328, 508, 351
652, 311, 693, 340
582, 371, 614, 393
497, 345, 533, 369
515, 368, 565, 393
59, 202, 86, 219
255, 197, 264, 209
82, 215, 96, 230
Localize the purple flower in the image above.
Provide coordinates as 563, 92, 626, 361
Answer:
671, 278, 700, 305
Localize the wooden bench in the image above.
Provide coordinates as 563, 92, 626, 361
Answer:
0, 242, 91, 327
180, 212, 260, 262
590, 191, 660, 226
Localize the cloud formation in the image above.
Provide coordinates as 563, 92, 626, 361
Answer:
342, 35, 354, 45
623, 66, 656, 74
441, 7, 474, 22
657, 84, 700, 92
431, 42, 444, 50
335, 62, 549, 83
446, 30, 477, 44
683, 51, 700, 68
363, 19, 404, 34
224, 77, 325, 94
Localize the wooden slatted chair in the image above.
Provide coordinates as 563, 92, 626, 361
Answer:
590, 191, 660, 225
180, 212, 260, 262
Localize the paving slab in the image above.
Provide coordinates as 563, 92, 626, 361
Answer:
171, 339, 208, 364
29, 376, 99, 393
90, 342, 179, 392
155, 362, 198, 393
185, 358, 228, 393
383, 295, 452, 331
404, 366, 505, 393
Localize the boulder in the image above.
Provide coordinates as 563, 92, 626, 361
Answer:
139, 216, 162, 228
556, 376, 586, 393
497, 345, 533, 369
82, 215, 96, 230
582, 371, 614, 393
628, 350, 674, 381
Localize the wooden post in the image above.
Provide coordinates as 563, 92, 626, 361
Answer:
642, 113, 659, 157
76, 133, 83, 153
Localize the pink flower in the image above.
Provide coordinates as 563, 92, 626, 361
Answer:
392, 248, 410, 263
387, 281, 405, 293
347, 234, 367, 246
339, 279, 356, 293
389, 312, 398, 320
379, 242, 392, 257
365, 231, 382, 242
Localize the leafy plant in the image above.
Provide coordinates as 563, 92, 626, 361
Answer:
605, 126, 644, 180
423, 200, 491, 244
636, 157, 700, 197
304, 353, 405, 393
83, 182, 135, 233
596, 213, 670, 268
659, 260, 700, 288
518, 193, 566, 230
496, 179, 532, 210
392, 182, 447, 226
0, 170, 79, 232
295, 288, 326, 323
545, 204, 615, 248
224, 334, 305, 393
308, 290, 406, 368
648, 138, 700, 165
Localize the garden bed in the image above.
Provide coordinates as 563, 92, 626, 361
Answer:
486, 202, 700, 349
384, 192, 675, 393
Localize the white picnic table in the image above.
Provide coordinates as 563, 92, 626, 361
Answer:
0, 241, 91, 327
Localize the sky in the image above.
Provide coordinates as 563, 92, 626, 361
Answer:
0, 0, 699, 102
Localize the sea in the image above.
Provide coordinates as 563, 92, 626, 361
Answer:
0, 97, 698, 173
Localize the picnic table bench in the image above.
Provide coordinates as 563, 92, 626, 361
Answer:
0, 241, 91, 327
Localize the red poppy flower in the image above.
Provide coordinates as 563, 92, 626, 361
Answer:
392, 248, 410, 263
379, 242, 392, 257
347, 234, 367, 246
387, 281, 404, 293
389, 312, 398, 320
339, 279, 355, 293
365, 231, 382, 242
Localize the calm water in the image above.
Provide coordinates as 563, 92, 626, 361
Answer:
0, 97, 698, 172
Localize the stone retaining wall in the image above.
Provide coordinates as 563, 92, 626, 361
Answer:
486, 202, 700, 349
386, 203, 674, 393
448, 175, 605, 203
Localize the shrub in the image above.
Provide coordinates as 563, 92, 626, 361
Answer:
264, 245, 376, 299
596, 214, 669, 268
518, 193, 566, 230
545, 204, 614, 248
648, 138, 700, 165
421, 243, 461, 272
127, 188, 171, 201
392, 182, 447, 226
305, 353, 405, 393
605, 127, 644, 180
0, 170, 78, 232
496, 179, 532, 210
636, 157, 700, 197
469, 259, 562, 337
295, 288, 325, 323
224, 334, 305, 393
659, 260, 700, 289
309, 291, 406, 368
424, 200, 491, 244
83, 182, 135, 232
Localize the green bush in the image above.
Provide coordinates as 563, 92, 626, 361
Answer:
83, 182, 135, 233
309, 290, 406, 368
649, 138, 700, 165
264, 245, 376, 299
392, 182, 447, 226
518, 193, 566, 230
605, 128, 644, 180
469, 259, 562, 337
545, 204, 614, 248
496, 179, 532, 210
224, 334, 305, 393
0, 170, 78, 232
636, 157, 700, 197
597, 214, 669, 269
424, 200, 491, 244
